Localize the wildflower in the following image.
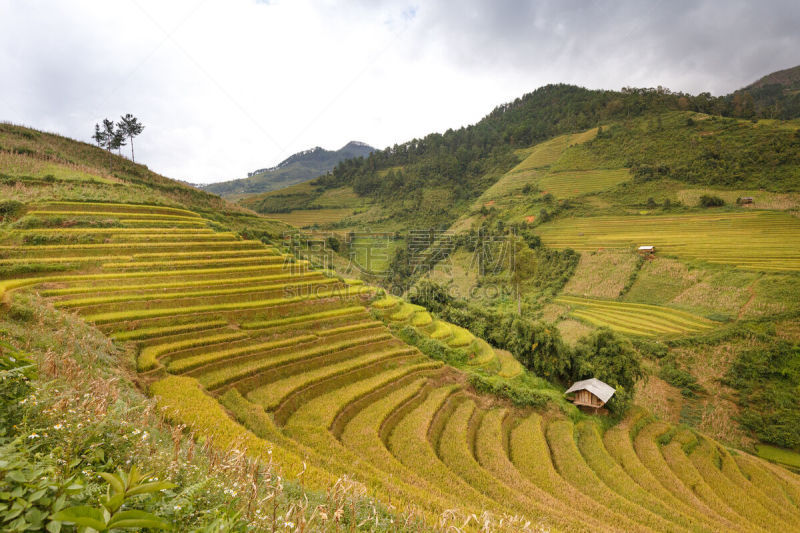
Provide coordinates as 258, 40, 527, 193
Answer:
27, 433, 40, 439
53, 423, 64, 430
284, 521, 295, 529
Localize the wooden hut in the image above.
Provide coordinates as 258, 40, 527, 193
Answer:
738, 196, 754, 205
565, 378, 615, 413
637, 245, 655, 255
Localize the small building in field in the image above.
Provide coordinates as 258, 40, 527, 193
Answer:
637, 245, 655, 255
565, 378, 615, 412
738, 196, 754, 205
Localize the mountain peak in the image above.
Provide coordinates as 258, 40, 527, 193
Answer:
342, 140, 372, 149
203, 140, 375, 197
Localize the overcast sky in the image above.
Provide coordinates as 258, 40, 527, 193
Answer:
1, 0, 799, 183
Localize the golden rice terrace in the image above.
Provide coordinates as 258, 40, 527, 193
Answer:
3, 201, 800, 531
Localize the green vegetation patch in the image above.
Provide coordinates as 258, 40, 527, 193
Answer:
754, 444, 800, 468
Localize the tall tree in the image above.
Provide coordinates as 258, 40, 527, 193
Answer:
101, 119, 126, 156
92, 123, 107, 148
117, 114, 144, 162
101, 119, 117, 153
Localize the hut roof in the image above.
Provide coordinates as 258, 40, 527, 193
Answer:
565, 378, 616, 404
637, 245, 655, 251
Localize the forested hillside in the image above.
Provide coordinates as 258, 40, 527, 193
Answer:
243, 72, 800, 228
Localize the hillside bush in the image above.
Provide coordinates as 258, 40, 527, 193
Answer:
725, 342, 800, 449
0, 200, 25, 221
659, 362, 704, 397
0, 341, 36, 435
572, 328, 644, 413
698, 195, 725, 207
391, 325, 469, 366
468, 373, 548, 408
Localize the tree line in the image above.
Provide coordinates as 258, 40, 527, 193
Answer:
92, 114, 144, 162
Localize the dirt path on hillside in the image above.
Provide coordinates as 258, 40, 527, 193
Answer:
738, 282, 758, 320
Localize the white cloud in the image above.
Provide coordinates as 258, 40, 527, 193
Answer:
1, 0, 798, 183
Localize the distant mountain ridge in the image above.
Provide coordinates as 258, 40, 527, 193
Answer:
745, 64, 800, 89
204, 141, 374, 197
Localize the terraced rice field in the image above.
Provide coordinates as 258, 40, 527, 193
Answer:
349, 235, 404, 274
472, 127, 601, 207
513, 128, 598, 172
556, 295, 716, 336
537, 212, 800, 271
372, 296, 524, 374
264, 208, 354, 227
3, 201, 799, 529
537, 168, 631, 199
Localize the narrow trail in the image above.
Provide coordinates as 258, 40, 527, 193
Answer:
738, 278, 761, 320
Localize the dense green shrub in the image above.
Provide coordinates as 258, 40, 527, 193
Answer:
572, 328, 644, 413
659, 362, 704, 397
0, 341, 36, 436
699, 195, 725, 207
391, 325, 469, 366
468, 373, 548, 408
12, 146, 35, 156
725, 342, 800, 449
0, 200, 25, 221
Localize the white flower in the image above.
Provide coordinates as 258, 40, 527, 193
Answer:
27, 433, 40, 439
53, 423, 64, 430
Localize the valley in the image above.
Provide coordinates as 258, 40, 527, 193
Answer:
2, 69, 800, 531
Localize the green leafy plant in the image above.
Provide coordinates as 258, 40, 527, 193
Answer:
0, 438, 84, 533
0, 341, 36, 434
53, 466, 175, 532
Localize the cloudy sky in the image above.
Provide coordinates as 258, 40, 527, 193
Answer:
1, 0, 799, 183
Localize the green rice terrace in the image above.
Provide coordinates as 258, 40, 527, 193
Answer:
4, 200, 800, 531
536, 212, 800, 271
553, 296, 717, 337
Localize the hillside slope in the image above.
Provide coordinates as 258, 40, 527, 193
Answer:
247, 68, 800, 228
733, 64, 800, 119
204, 141, 374, 198
3, 124, 799, 530
746, 64, 800, 89
249, 79, 800, 466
